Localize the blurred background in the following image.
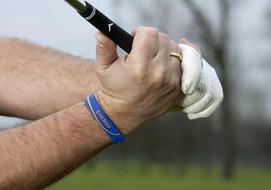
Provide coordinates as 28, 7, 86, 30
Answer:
0, 0, 271, 189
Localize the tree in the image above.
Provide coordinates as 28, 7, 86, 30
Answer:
183, 0, 235, 179
123, 0, 236, 179
113, 0, 271, 179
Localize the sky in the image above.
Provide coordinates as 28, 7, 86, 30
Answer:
0, 0, 115, 59
0, 0, 270, 127
0, 0, 115, 127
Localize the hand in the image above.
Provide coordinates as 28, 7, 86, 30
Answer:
94, 27, 182, 134
177, 39, 224, 120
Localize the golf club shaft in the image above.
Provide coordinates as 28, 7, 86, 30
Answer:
65, 0, 134, 53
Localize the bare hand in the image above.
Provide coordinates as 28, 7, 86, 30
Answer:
94, 27, 182, 134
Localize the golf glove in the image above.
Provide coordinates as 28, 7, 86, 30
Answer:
178, 44, 224, 120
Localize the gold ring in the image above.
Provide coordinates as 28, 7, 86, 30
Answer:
170, 52, 183, 62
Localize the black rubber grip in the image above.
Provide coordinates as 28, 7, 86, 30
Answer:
79, 2, 134, 53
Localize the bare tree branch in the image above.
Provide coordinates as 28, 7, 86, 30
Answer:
183, 0, 218, 53
217, 0, 230, 70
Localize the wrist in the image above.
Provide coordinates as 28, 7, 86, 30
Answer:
95, 91, 142, 135
68, 102, 112, 145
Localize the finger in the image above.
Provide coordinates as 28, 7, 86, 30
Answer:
179, 38, 201, 53
169, 40, 182, 86
96, 31, 118, 71
170, 40, 182, 65
168, 40, 182, 96
183, 92, 213, 114
179, 38, 191, 45
155, 33, 171, 61
130, 27, 159, 62
179, 44, 202, 95
187, 100, 221, 120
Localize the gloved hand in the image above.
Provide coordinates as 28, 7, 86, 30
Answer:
176, 39, 224, 120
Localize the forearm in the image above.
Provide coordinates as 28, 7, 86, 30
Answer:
0, 102, 110, 190
0, 38, 102, 120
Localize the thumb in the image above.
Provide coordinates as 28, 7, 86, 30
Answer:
179, 44, 202, 95
96, 31, 118, 71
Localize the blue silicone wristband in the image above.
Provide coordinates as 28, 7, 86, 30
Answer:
84, 95, 127, 144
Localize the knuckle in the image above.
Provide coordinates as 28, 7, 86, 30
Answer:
134, 28, 159, 57
154, 65, 167, 85
159, 34, 171, 48
96, 44, 106, 55
96, 45, 115, 57
159, 33, 170, 43
132, 65, 146, 81
137, 27, 159, 38
160, 32, 170, 39
146, 27, 159, 36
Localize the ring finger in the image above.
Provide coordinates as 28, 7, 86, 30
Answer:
170, 40, 182, 65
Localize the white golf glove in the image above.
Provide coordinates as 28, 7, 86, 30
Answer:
177, 44, 224, 120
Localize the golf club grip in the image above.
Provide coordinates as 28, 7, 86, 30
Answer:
79, 2, 134, 53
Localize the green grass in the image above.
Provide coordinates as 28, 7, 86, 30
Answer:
47, 162, 271, 190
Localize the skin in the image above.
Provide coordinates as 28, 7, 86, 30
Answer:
0, 27, 182, 189
0, 103, 110, 190
0, 37, 194, 120
0, 38, 101, 120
